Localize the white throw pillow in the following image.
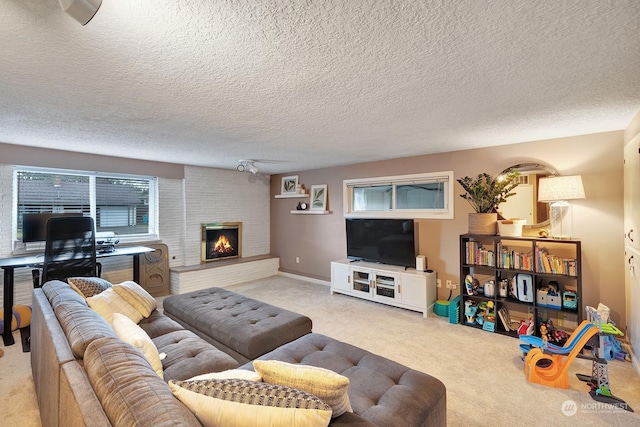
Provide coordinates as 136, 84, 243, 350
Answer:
188, 369, 262, 382
111, 313, 163, 378
112, 280, 157, 318
253, 360, 352, 417
86, 287, 143, 324
169, 378, 331, 427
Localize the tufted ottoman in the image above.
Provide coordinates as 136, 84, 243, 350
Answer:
163, 287, 313, 363
243, 333, 447, 427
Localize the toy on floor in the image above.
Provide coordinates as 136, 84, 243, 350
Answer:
522, 320, 598, 388
602, 335, 630, 362
540, 323, 549, 345
575, 306, 634, 412
0, 305, 31, 332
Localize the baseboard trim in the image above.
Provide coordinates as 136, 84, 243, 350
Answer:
277, 271, 330, 287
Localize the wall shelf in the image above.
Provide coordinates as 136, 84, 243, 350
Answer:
275, 194, 309, 199
290, 210, 331, 215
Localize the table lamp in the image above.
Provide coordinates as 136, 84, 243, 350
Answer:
537, 175, 585, 239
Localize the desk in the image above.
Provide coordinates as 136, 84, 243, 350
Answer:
1, 245, 155, 346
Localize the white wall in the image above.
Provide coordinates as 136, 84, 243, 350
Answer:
182, 166, 271, 266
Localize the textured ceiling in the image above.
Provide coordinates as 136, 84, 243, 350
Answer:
1, 0, 639, 174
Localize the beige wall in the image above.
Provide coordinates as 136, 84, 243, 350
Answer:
271, 131, 627, 326
0, 142, 184, 179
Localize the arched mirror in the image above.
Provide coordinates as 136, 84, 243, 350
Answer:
497, 163, 559, 229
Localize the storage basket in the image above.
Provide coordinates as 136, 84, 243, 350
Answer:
434, 300, 450, 317
497, 219, 526, 237
468, 213, 497, 235
563, 291, 578, 310
449, 295, 460, 324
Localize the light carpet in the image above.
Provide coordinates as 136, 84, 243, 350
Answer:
2, 275, 639, 426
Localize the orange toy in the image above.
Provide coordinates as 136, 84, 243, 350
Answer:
523, 323, 598, 389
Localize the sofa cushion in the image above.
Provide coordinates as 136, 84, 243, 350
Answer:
254, 359, 352, 417
169, 378, 332, 427
43, 280, 88, 308
86, 287, 144, 324
138, 309, 185, 338
247, 333, 447, 427
84, 336, 201, 427
52, 298, 117, 359
67, 277, 113, 298
112, 313, 163, 378
152, 329, 239, 381
43, 281, 116, 360
113, 280, 158, 318
163, 287, 312, 361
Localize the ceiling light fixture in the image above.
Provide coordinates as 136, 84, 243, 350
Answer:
237, 160, 259, 174
58, 0, 102, 26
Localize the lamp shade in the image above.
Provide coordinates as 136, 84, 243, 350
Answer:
537, 175, 585, 202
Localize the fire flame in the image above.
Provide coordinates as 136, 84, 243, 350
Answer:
213, 235, 233, 254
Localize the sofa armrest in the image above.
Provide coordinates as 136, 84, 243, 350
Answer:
60, 362, 111, 427
31, 288, 76, 427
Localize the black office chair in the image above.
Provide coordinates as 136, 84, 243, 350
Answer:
33, 216, 100, 287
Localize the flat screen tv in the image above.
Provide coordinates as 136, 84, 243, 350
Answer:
345, 218, 416, 268
22, 212, 84, 243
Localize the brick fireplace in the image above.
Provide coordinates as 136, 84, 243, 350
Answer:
201, 222, 242, 263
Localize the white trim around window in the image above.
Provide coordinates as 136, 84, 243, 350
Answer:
343, 171, 454, 219
12, 166, 159, 252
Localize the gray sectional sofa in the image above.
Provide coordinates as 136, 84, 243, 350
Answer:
31, 279, 446, 426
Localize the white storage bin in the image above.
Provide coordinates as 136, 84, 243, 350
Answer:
498, 219, 526, 237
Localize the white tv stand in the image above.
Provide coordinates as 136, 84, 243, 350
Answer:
330, 259, 437, 318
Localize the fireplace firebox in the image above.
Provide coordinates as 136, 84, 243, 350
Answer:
201, 222, 242, 263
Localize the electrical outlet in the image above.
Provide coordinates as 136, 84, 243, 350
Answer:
446, 280, 452, 289
452, 283, 458, 290
436, 279, 442, 287
295, 257, 300, 264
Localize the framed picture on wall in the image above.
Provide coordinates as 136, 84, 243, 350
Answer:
280, 175, 299, 195
310, 184, 327, 211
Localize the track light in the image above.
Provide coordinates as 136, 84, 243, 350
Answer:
237, 160, 258, 174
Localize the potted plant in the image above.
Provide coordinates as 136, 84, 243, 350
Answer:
457, 170, 520, 234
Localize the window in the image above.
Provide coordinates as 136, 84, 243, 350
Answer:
14, 167, 158, 248
343, 171, 454, 219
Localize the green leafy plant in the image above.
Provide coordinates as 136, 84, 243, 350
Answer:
457, 170, 520, 214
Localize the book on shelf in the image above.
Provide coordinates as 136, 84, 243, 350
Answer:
465, 240, 495, 267
497, 243, 533, 271
498, 306, 513, 331
535, 246, 577, 276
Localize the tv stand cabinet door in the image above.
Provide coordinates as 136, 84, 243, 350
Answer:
400, 272, 436, 318
399, 274, 426, 310
330, 262, 351, 293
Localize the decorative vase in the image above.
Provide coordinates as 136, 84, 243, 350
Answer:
468, 213, 497, 235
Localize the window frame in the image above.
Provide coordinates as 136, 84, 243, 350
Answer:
12, 166, 158, 251
343, 171, 454, 219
